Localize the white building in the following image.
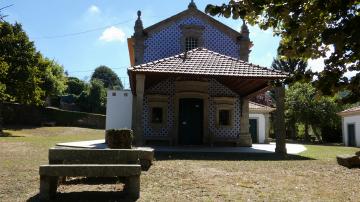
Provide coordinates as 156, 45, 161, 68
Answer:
105, 90, 133, 130
338, 106, 360, 147
106, 90, 275, 144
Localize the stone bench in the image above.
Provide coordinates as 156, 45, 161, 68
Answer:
49, 148, 154, 171
39, 164, 141, 200
336, 155, 360, 168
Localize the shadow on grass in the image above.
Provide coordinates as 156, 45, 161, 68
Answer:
62, 177, 122, 185
27, 177, 136, 202
155, 151, 314, 161
4, 124, 105, 131
4, 125, 40, 131
0, 131, 24, 138
27, 191, 135, 202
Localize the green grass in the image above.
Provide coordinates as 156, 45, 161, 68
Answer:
300, 144, 359, 160
0, 127, 359, 201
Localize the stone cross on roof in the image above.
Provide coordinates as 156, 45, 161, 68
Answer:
188, 0, 197, 9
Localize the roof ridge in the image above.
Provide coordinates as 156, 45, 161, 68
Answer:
195, 48, 288, 74
341, 105, 360, 112
129, 48, 288, 78
249, 101, 274, 108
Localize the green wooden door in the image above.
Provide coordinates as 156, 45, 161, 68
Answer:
249, 119, 258, 143
179, 98, 203, 145
348, 123, 356, 147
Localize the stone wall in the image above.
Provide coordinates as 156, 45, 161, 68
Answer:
3, 103, 105, 129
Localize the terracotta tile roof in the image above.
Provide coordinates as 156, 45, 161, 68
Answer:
338, 106, 360, 116
128, 48, 288, 78
249, 101, 276, 113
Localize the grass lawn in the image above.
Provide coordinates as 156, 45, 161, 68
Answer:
0, 127, 359, 201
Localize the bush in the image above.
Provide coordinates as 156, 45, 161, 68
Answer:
105, 129, 133, 149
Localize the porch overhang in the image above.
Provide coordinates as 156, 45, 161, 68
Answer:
129, 71, 277, 97
128, 48, 288, 97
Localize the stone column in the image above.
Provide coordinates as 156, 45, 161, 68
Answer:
134, 74, 145, 146
238, 97, 252, 146
274, 85, 287, 154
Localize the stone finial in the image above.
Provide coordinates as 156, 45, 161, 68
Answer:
240, 19, 249, 39
239, 19, 251, 62
188, 0, 197, 9
134, 10, 143, 35
133, 10, 145, 65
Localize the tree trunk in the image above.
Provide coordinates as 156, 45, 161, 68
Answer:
304, 121, 310, 142
0, 101, 3, 136
290, 120, 297, 140
274, 85, 287, 155
312, 125, 322, 143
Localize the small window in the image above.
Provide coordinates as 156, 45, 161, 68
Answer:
185, 37, 198, 51
219, 110, 230, 126
112, 92, 116, 96
151, 107, 163, 123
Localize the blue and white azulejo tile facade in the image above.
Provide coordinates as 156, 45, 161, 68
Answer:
143, 16, 240, 63
143, 78, 241, 138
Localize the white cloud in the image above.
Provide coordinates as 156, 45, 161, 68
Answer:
88, 5, 101, 14
99, 26, 126, 42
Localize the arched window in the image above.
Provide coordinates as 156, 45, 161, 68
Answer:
185, 37, 198, 51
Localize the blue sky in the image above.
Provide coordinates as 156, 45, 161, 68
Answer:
2, 0, 332, 89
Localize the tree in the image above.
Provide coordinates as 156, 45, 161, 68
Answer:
39, 57, 67, 98
271, 58, 313, 85
0, 58, 9, 136
0, 21, 67, 105
205, 1, 359, 73
65, 77, 88, 96
87, 79, 106, 113
91, 65, 123, 90
311, 96, 342, 142
286, 82, 317, 141
271, 58, 313, 140
0, 21, 45, 105
76, 79, 106, 114
286, 82, 341, 142
0, 5, 11, 136
206, 1, 360, 101
340, 73, 360, 104
274, 85, 287, 154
